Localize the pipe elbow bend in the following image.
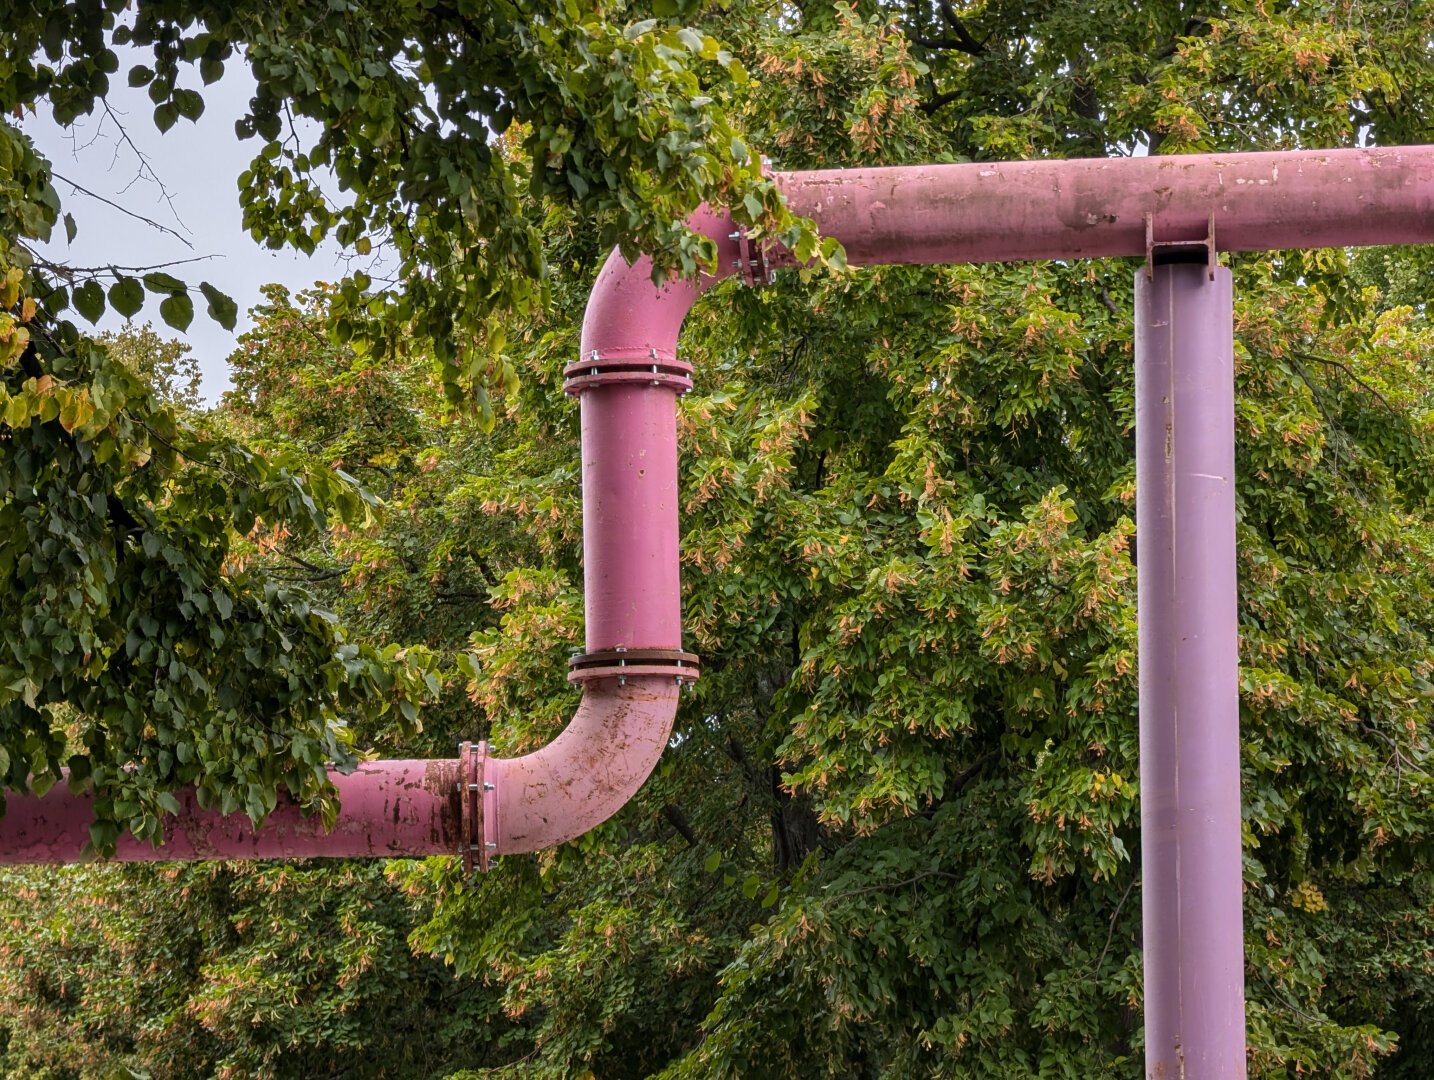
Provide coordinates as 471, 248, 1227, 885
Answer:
579, 205, 742, 363
481, 205, 741, 863
486, 676, 680, 855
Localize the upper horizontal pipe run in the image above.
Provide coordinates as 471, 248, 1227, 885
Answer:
771, 145, 1434, 266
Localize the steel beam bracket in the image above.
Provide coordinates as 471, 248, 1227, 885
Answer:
1146, 211, 1218, 280
458, 740, 495, 872
567, 647, 700, 688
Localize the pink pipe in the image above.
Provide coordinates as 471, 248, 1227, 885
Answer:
771, 144, 1434, 265
5, 145, 1434, 866
0, 761, 461, 863
486, 678, 682, 854
481, 207, 741, 857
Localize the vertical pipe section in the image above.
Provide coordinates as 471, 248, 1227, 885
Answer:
581, 382, 683, 652
1136, 262, 1246, 1078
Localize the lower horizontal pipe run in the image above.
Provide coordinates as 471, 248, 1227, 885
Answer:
0, 760, 462, 863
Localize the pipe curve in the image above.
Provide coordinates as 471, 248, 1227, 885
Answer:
484, 204, 743, 857
486, 676, 682, 854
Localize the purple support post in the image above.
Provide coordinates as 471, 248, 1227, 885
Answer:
1136, 260, 1245, 1078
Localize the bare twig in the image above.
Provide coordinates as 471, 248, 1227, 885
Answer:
823, 868, 961, 904
100, 99, 190, 233
1092, 873, 1139, 975
29, 252, 220, 280
1297, 353, 1398, 416
52, 171, 194, 248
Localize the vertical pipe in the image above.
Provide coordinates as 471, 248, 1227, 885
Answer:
581, 382, 683, 652
1136, 264, 1182, 1076
1136, 261, 1246, 1078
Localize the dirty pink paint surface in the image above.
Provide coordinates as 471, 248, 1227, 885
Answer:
0, 761, 460, 862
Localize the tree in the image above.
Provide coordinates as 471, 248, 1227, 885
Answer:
5, 0, 1434, 1078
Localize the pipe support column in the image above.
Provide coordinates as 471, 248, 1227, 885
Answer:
1135, 261, 1246, 1079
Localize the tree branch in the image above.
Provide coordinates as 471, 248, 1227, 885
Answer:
99, 98, 190, 234
1297, 353, 1397, 416
909, 33, 985, 55
30, 253, 220, 281
823, 868, 961, 904
1152, 15, 1210, 61
52, 172, 194, 248
920, 89, 964, 115
1092, 873, 1138, 976
662, 804, 698, 847
935, 0, 987, 54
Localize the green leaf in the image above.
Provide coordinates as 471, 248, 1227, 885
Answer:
160, 293, 194, 331
127, 64, 155, 87
73, 279, 105, 323
174, 89, 205, 121
153, 102, 179, 133
703, 850, 721, 873
63, 212, 76, 243
199, 281, 238, 331
143, 271, 186, 294
108, 276, 144, 318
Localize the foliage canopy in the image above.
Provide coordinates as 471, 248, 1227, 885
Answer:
4, 0, 1434, 1078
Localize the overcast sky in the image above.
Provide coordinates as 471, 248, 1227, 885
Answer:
21, 54, 358, 404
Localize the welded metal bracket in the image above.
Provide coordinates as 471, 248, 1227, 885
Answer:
1146, 211, 1217, 280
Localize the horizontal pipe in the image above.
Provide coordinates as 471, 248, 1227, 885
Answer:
0, 760, 461, 863
772, 145, 1434, 266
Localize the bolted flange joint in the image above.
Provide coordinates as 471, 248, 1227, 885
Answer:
457, 740, 497, 872
563, 349, 694, 397
728, 226, 776, 287
567, 647, 700, 688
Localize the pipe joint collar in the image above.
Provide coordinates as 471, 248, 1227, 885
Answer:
729, 225, 776, 287
567, 647, 700, 687
458, 740, 496, 872
563, 353, 694, 397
